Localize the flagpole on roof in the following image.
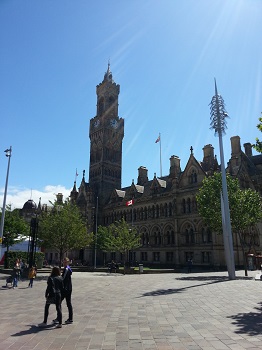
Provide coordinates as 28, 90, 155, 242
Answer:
131, 203, 133, 226
75, 168, 79, 183
155, 133, 162, 177
159, 133, 162, 177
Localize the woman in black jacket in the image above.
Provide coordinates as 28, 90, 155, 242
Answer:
53, 257, 73, 325
38, 266, 64, 328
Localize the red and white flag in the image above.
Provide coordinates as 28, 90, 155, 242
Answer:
126, 199, 134, 206
155, 135, 160, 143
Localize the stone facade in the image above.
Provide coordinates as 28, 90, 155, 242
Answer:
69, 66, 262, 269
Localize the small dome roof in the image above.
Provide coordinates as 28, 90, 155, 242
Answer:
22, 199, 37, 211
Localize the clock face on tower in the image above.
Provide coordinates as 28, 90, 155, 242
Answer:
110, 119, 118, 129
93, 119, 100, 128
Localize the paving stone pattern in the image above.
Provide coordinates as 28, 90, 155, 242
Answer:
0, 270, 262, 350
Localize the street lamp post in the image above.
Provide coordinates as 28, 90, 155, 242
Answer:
94, 196, 98, 269
28, 214, 38, 268
0, 147, 12, 261
209, 80, 235, 280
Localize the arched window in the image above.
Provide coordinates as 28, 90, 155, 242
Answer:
185, 226, 194, 244
207, 228, 212, 242
171, 230, 175, 244
109, 95, 115, 105
201, 227, 212, 243
156, 205, 160, 218
167, 230, 170, 245
187, 198, 191, 213
153, 227, 161, 245
182, 199, 186, 214
152, 205, 155, 219
98, 98, 104, 116
140, 208, 143, 220
192, 197, 197, 212
202, 228, 207, 243
169, 202, 172, 217
164, 203, 168, 217
142, 233, 146, 246
185, 229, 189, 244
190, 228, 195, 243
141, 228, 149, 246
160, 204, 164, 216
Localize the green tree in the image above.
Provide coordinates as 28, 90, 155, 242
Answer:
97, 219, 141, 269
38, 200, 92, 265
0, 204, 29, 252
253, 114, 262, 153
196, 172, 262, 275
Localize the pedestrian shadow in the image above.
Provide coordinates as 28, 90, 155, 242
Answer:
176, 275, 253, 281
0, 275, 48, 284
228, 302, 262, 336
140, 275, 254, 297
11, 324, 54, 336
0, 285, 13, 291
139, 278, 227, 297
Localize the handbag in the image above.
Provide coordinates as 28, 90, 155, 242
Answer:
46, 277, 58, 304
46, 295, 56, 304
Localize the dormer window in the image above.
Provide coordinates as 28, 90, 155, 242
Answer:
189, 169, 197, 184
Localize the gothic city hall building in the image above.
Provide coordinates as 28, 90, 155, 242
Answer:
68, 65, 262, 270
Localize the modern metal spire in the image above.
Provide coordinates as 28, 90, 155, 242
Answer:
209, 80, 235, 280
210, 78, 229, 136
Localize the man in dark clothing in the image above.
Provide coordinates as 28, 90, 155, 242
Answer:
62, 257, 73, 323
53, 257, 73, 324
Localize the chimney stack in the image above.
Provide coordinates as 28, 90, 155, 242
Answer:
137, 166, 148, 185
243, 142, 252, 157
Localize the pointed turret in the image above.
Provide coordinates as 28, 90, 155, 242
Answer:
70, 181, 79, 203
103, 61, 113, 83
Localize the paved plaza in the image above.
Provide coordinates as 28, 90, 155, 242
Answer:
0, 269, 262, 350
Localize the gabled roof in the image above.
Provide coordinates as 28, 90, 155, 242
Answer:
178, 153, 206, 187
133, 184, 144, 193
115, 189, 126, 198
149, 176, 167, 194
155, 178, 166, 188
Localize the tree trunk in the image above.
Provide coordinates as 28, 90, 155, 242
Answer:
59, 249, 63, 269
238, 231, 248, 276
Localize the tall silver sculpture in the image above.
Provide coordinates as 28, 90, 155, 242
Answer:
210, 80, 235, 280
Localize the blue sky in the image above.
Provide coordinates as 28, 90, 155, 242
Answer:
0, 0, 262, 209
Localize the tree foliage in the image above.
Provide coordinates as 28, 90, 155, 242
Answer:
97, 219, 141, 264
0, 204, 29, 251
253, 114, 262, 153
196, 172, 262, 234
196, 172, 262, 275
38, 200, 92, 264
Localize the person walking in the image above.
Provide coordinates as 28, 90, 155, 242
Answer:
19, 258, 25, 280
54, 257, 73, 324
28, 266, 37, 287
38, 266, 63, 328
187, 258, 193, 273
12, 259, 21, 288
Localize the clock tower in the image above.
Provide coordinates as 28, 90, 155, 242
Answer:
89, 64, 124, 205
